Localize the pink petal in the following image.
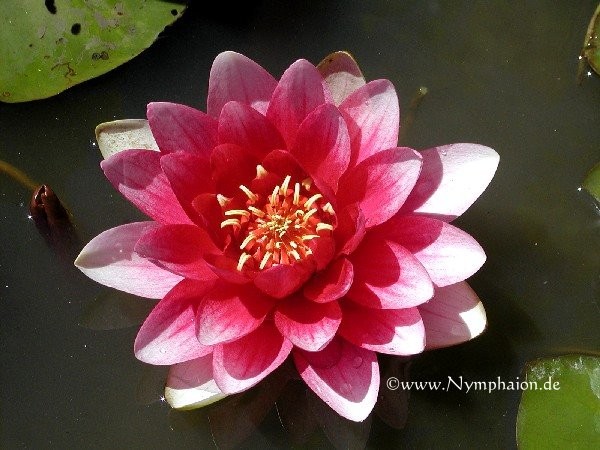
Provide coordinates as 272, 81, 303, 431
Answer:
418, 282, 487, 349
334, 204, 367, 256
201, 253, 252, 285
338, 147, 422, 228
218, 101, 285, 160
303, 257, 354, 303
317, 51, 366, 106
266, 59, 328, 148
207, 51, 278, 117
210, 143, 258, 197
291, 103, 351, 196
308, 235, 336, 271
400, 144, 499, 221
339, 80, 400, 168
190, 193, 227, 248
274, 296, 342, 351
293, 337, 379, 422
376, 215, 486, 287
134, 224, 219, 280
165, 354, 227, 409
338, 303, 425, 355
213, 322, 292, 394
260, 149, 306, 181
160, 152, 215, 224
347, 235, 434, 309
134, 279, 216, 365
75, 222, 183, 299
101, 149, 193, 225
147, 102, 218, 157
196, 282, 276, 345
253, 259, 316, 299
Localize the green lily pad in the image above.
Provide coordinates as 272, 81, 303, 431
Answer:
0, 0, 186, 103
516, 355, 600, 449
582, 161, 600, 202
579, 3, 600, 80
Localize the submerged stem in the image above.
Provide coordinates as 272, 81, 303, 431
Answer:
0, 159, 38, 191
399, 86, 428, 144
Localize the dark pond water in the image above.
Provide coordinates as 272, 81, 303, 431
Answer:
1, 1, 599, 448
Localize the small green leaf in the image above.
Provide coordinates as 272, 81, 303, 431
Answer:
583, 161, 600, 202
516, 355, 600, 450
0, 0, 186, 103
579, 4, 600, 80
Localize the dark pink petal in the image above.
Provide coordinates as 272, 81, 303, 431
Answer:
293, 337, 379, 422
340, 80, 400, 168
213, 322, 292, 394
218, 101, 285, 160
202, 253, 252, 285
317, 51, 366, 106
134, 224, 219, 280
147, 102, 218, 157
400, 144, 499, 221
418, 282, 487, 349
165, 354, 226, 409
160, 152, 215, 224
347, 235, 433, 309
260, 149, 306, 181
101, 149, 193, 225
375, 215, 486, 287
274, 296, 342, 351
338, 303, 425, 355
291, 103, 351, 195
74, 222, 183, 299
267, 59, 328, 148
134, 279, 216, 365
308, 236, 335, 271
334, 204, 367, 256
190, 194, 226, 248
338, 147, 422, 228
196, 282, 276, 345
207, 51, 278, 118
253, 259, 316, 299
210, 143, 258, 197
303, 257, 354, 303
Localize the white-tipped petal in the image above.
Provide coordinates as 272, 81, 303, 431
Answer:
95, 119, 159, 159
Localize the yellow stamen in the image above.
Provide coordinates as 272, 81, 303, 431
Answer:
322, 202, 334, 215
216, 194, 229, 207
301, 234, 320, 241
280, 175, 291, 195
316, 223, 334, 232
239, 185, 257, 202
259, 251, 272, 270
247, 206, 265, 218
224, 209, 250, 217
302, 178, 312, 191
270, 185, 279, 205
256, 165, 268, 178
237, 253, 252, 271
304, 193, 323, 209
293, 183, 300, 206
303, 208, 318, 222
239, 234, 257, 250
220, 218, 241, 229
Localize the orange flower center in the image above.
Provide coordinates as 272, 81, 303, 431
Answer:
220, 174, 335, 271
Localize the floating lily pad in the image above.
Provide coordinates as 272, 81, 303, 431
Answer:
516, 355, 600, 449
0, 0, 186, 103
582, 161, 600, 202
579, 4, 600, 80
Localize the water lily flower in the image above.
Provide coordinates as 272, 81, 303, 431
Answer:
75, 51, 499, 422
